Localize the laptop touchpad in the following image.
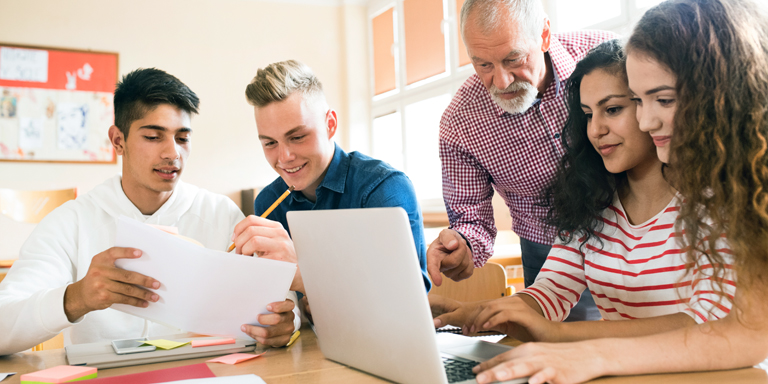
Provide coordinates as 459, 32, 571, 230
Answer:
444, 342, 513, 361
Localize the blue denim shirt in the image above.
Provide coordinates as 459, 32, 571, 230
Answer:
255, 143, 430, 291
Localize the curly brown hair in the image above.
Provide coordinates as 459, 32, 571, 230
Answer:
627, 0, 768, 299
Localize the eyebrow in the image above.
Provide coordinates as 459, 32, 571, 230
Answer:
258, 126, 307, 141
597, 94, 628, 106
139, 125, 192, 133
580, 94, 629, 109
644, 85, 675, 95
471, 49, 526, 63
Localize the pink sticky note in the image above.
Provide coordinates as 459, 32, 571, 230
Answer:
206, 352, 265, 365
20, 365, 97, 383
191, 338, 236, 348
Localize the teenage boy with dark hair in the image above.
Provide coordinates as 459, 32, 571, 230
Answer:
0, 68, 299, 355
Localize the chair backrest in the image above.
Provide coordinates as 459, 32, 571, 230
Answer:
428, 262, 509, 302
0, 188, 77, 224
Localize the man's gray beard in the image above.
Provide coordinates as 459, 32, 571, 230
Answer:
489, 81, 538, 114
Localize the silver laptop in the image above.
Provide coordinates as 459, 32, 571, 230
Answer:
66, 336, 257, 368
288, 208, 527, 384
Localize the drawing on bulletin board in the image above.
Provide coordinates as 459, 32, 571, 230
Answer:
0, 43, 118, 163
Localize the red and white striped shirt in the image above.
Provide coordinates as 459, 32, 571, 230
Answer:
439, 31, 617, 266
520, 194, 735, 323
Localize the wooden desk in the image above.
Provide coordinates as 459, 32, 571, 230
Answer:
0, 325, 765, 383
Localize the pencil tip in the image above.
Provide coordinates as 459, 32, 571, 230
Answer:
289, 185, 295, 191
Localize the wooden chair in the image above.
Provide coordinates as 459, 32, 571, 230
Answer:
0, 188, 77, 223
0, 187, 77, 351
429, 262, 511, 302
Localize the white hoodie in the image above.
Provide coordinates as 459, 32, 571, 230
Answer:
0, 175, 299, 355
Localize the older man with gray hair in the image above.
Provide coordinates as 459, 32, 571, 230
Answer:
427, 0, 615, 321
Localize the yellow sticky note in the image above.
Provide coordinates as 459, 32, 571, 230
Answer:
142, 339, 190, 350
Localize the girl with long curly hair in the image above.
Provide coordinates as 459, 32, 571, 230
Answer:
471, 1, 768, 383
430, 38, 733, 344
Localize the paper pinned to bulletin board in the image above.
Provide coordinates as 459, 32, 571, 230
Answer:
0, 43, 118, 163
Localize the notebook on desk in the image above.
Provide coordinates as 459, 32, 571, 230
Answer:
288, 208, 527, 384
66, 336, 258, 368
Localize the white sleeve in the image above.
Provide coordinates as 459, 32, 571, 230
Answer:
286, 291, 301, 332
0, 206, 80, 355
518, 236, 588, 322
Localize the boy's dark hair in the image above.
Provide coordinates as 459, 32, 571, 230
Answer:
113, 68, 200, 137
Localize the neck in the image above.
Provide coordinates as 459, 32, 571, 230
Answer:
619, 156, 675, 225
120, 179, 173, 216
537, 53, 554, 97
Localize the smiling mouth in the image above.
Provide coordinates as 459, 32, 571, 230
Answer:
652, 136, 672, 146
282, 165, 304, 174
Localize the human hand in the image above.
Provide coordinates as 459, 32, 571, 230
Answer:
473, 340, 607, 384
300, 296, 312, 316
466, 295, 557, 342
426, 229, 474, 286
63, 247, 160, 322
430, 294, 478, 331
241, 299, 296, 347
231, 215, 304, 293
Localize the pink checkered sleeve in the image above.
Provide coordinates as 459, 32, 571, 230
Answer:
439, 126, 497, 267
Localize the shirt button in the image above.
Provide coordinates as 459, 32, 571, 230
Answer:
554, 133, 561, 139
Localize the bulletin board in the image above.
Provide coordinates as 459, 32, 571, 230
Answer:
0, 43, 118, 163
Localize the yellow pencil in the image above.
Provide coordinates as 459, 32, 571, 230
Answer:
285, 330, 300, 347
228, 185, 295, 252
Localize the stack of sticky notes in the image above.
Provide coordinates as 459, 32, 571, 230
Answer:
20, 366, 96, 383
141, 339, 190, 350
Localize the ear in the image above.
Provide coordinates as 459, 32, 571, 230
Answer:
108, 125, 126, 156
325, 109, 338, 140
540, 18, 551, 52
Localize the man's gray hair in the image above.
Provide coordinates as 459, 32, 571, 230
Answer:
245, 60, 324, 108
460, 0, 547, 42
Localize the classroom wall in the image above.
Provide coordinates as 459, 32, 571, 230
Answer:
0, 0, 370, 258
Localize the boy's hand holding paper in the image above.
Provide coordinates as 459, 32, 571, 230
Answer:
112, 216, 296, 339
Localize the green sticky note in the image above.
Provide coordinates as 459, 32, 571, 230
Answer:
141, 339, 190, 350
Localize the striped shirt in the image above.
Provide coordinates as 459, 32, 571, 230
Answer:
520, 194, 735, 323
439, 30, 617, 266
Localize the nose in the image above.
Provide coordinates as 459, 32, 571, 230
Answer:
277, 143, 295, 164
493, 67, 514, 90
636, 104, 658, 133
587, 113, 609, 140
161, 137, 180, 160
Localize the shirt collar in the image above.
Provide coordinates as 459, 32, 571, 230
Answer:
319, 142, 348, 194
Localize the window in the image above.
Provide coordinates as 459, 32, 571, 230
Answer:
367, 0, 472, 207
548, 0, 667, 34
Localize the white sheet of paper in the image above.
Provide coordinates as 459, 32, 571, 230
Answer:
18, 116, 45, 149
56, 102, 89, 150
163, 375, 266, 384
0, 47, 48, 82
0, 373, 16, 382
113, 216, 296, 338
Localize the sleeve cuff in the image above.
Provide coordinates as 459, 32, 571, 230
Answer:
286, 291, 301, 332
38, 284, 81, 334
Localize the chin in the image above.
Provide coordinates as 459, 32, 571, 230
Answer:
657, 149, 670, 164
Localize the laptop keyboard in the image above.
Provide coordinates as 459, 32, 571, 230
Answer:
442, 356, 479, 383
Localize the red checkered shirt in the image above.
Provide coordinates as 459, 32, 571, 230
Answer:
439, 31, 618, 266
